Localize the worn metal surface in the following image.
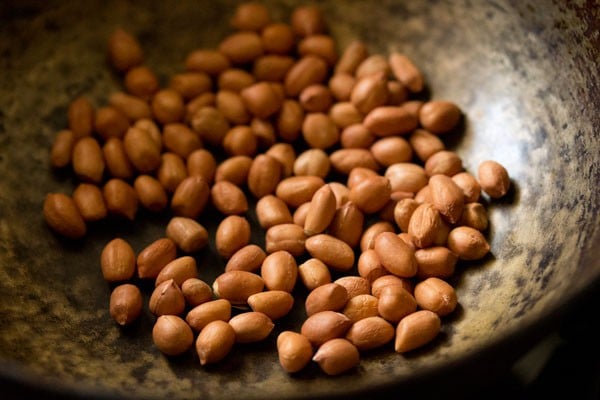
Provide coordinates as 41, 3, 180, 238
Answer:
0, 0, 598, 398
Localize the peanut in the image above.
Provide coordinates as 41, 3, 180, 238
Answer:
301, 311, 352, 347
50, 130, 75, 169
313, 338, 360, 376
447, 226, 490, 260
212, 270, 264, 305
149, 279, 185, 316
225, 244, 266, 273
214, 155, 252, 185
414, 277, 458, 317
110, 284, 142, 326
108, 28, 143, 72
305, 283, 348, 316
100, 238, 136, 282
255, 195, 293, 229
342, 294, 379, 323
215, 215, 251, 259
165, 217, 209, 253
298, 258, 332, 291
247, 290, 294, 320
186, 299, 231, 332
346, 316, 395, 351
478, 160, 510, 198
68, 97, 94, 138
394, 310, 441, 353
247, 154, 282, 198
134, 175, 168, 212
419, 101, 462, 134
103, 178, 138, 220
72, 137, 105, 184
260, 250, 298, 293
305, 234, 355, 272
196, 320, 236, 365
72, 183, 107, 222
171, 175, 210, 218
373, 231, 417, 277
136, 238, 177, 279
265, 223, 306, 256
152, 315, 194, 356
211, 181, 248, 215
304, 184, 337, 236
181, 278, 213, 307
277, 331, 314, 373
229, 312, 274, 343
155, 256, 198, 287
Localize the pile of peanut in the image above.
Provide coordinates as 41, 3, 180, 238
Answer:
43, 3, 511, 375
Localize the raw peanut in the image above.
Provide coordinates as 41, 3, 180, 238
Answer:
335, 40, 368, 75
277, 331, 313, 373
348, 175, 391, 214
329, 149, 379, 175
386, 80, 409, 105
73, 183, 107, 222
305, 283, 348, 316
329, 102, 363, 128
342, 294, 379, 323
229, 312, 274, 343
110, 284, 142, 326
334, 276, 370, 300
187, 149, 217, 183
347, 167, 379, 189
398, 232, 418, 251
377, 285, 418, 323
415, 247, 458, 279
185, 49, 231, 75
371, 275, 414, 297
133, 118, 162, 147
136, 238, 177, 279
124, 66, 160, 100
215, 215, 251, 259
265, 143, 295, 177
298, 258, 332, 290
186, 299, 231, 332
447, 226, 490, 260
328, 201, 364, 248
255, 195, 293, 229
152, 315, 194, 356
228, 127, 262, 156
248, 290, 294, 320
346, 316, 395, 351
240, 82, 283, 119
395, 310, 441, 353
261, 22, 294, 54
155, 256, 198, 287
459, 202, 489, 231
425, 150, 463, 177
394, 198, 420, 232
371, 137, 413, 167
102, 138, 134, 180
169, 72, 212, 100
230, 2, 270, 31
357, 249, 387, 283
149, 279, 185, 316
253, 55, 295, 82
103, 178, 138, 220
265, 223, 306, 256
109, 92, 152, 122
478, 160, 510, 198
407, 203, 444, 248
293, 148, 330, 178
216, 90, 250, 125
181, 278, 213, 307
433, 219, 451, 246
414, 277, 458, 316
162, 123, 202, 159
214, 155, 252, 185
212, 270, 264, 305
329, 182, 350, 208
50, 130, 75, 168
123, 126, 161, 174
68, 97, 94, 138
211, 181, 248, 215
157, 153, 187, 193
419, 101, 462, 134
284, 56, 328, 97
100, 238, 135, 282
196, 320, 236, 365
248, 154, 282, 198
108, 28, 143, 72
218, 68, 256, 92
134, 175, 168, 212
305, 234, 355, 272
191, 106, 230, 147
251, 117, 277, 149
219, 31, 264, 64
329, 73, 356, 102
276, 176, 324, 208
350, 71, 388, 114
225, 244, 266, 273
402, 100, 425, 118
313, 339, 360, 376
385, 162, 428, 193
373, 231, 417, 277
291, 4, 326, 37
298, 34, 337, 66
72, 137, 105, 184
409, 129, 445, 162
260, 250, 298, 292
415, 185, 432, 204
429, 174, 465, 224
304, 184, 337, 236
452, 172, 482, 203
355, 54, 390, 79
294, 202, 310, 226
166, 217, 209, 253
302, 113, 340, 149
389, 52, 424, 93
171, 175, 210, 218
301, 311, 352, 346
381, 198, 397, 222
340, 123, 375, 148
275, 100, 305, 142
299, 84, 332, 113
359, 221, 395, 252
363, 106, 418, 136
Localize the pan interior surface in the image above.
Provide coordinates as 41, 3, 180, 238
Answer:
0, 0, 598, 398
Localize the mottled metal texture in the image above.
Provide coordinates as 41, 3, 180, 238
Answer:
0, 0, 598, 399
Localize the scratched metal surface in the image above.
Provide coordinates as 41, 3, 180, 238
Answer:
0, 0, 598, 399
